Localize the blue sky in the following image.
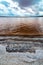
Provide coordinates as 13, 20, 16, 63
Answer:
0, 0, 43, 16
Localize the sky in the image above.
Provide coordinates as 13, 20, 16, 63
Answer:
0, 0, 43, 16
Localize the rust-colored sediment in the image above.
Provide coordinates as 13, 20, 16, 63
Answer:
0, 23, 43, 36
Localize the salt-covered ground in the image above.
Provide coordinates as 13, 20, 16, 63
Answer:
0, 44, 43, 65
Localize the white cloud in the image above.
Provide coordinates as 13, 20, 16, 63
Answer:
0, 0, 43, 16
39, 11, 43, 15
0, 4, 9, 14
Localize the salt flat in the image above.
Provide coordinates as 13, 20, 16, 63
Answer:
0, 44, 43, 65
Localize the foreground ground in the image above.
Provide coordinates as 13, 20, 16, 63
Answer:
0, 43, 43, 65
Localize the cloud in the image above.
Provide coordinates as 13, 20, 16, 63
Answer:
0, 4, 9, 15
18, 0, 41, 7
0, 0, 43, 16
1, 1, 9, 7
